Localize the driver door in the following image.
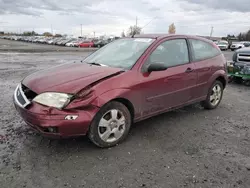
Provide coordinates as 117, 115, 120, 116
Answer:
138, 38, 197, 118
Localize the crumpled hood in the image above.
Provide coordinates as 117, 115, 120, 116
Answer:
22, 62, 123, 94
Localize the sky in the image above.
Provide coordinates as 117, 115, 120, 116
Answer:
0, 0, 250, 37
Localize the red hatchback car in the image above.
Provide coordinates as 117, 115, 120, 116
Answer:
14, 34, 227, 147
78, 40, 94, 48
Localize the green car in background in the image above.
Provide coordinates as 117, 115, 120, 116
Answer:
227, 47, 250, 86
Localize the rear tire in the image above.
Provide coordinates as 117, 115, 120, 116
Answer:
201, 81, 223, 110
88, 101, 132, 148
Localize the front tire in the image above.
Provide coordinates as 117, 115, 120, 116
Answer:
201, 81, 223, 110
88, 101, 132, 148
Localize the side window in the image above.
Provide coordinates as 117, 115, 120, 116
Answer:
189, 39, 221, 61
148, 39, 189, 67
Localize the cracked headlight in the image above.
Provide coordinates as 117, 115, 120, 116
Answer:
33, 92, 73, 109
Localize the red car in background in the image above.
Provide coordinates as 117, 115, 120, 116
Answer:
78, 40, 94, 48
13, 34, 227, 148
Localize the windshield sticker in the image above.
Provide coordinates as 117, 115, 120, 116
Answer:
134, 38, 152, 43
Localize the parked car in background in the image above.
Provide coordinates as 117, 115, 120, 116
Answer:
227, 47, 250, 86
93, 40, 109, 48
47, 39, 54, 45
52, 38, 61, 45
217, 40, 229, 51
65, 39, 78, 47
230, 42, 245, 51
241, 41, 250, 47
78, 40, 94, 48
56, 38, 67, 45
72, 40, 84, 47
60, 39, 75, 46
13, 34, 227, 147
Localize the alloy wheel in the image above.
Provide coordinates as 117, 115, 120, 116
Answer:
98, 109, 126, 143
210, 84, 222, 106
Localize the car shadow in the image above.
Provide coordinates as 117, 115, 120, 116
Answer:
128, 103, 206, 140
19, 103, 205, 153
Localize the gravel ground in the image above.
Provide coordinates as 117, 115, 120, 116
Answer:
0, 39, 250, 188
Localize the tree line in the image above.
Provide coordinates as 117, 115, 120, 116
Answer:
2, 31, 62, 37
3, 22, 178, 38
237, 29, 250, 41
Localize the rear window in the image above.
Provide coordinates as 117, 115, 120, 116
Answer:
189, 39, 221, 61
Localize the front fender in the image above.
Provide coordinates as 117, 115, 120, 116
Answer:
91, 89, 132, 107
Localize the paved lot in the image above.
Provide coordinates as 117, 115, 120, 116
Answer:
0, 39, 250, 188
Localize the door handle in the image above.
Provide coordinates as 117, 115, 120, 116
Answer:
185, 67, 193, 73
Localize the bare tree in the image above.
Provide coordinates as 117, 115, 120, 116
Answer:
168, 23, 176, 34
127, 25, 142, 36
237, 29, 250, 41
43, 32, 53, 37
54, 34, 62, 37
121, 31, 126, 37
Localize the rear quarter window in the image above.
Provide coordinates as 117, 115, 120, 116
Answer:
189, 39, 221, 61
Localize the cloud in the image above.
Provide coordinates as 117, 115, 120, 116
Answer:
0, 0, 113, 16
180, 0, 250, 12
1, 0, 250, 37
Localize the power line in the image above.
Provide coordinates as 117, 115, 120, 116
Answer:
141, 16, 158, 29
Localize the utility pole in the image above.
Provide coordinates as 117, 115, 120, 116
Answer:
51, 24, 53, 35
136, 16, 138, 27
81, 24, 82, 37
210, 26, 214, 39
93, 31, 95, 38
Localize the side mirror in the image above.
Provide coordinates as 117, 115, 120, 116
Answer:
147, 62, 168, 72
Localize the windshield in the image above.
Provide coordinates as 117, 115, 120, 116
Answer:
82, 38, 155, 69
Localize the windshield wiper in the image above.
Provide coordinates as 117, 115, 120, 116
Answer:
87, 62, 102, 66
86, 62, 108, 67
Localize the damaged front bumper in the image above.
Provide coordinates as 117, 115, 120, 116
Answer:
13, 84, 99, 138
